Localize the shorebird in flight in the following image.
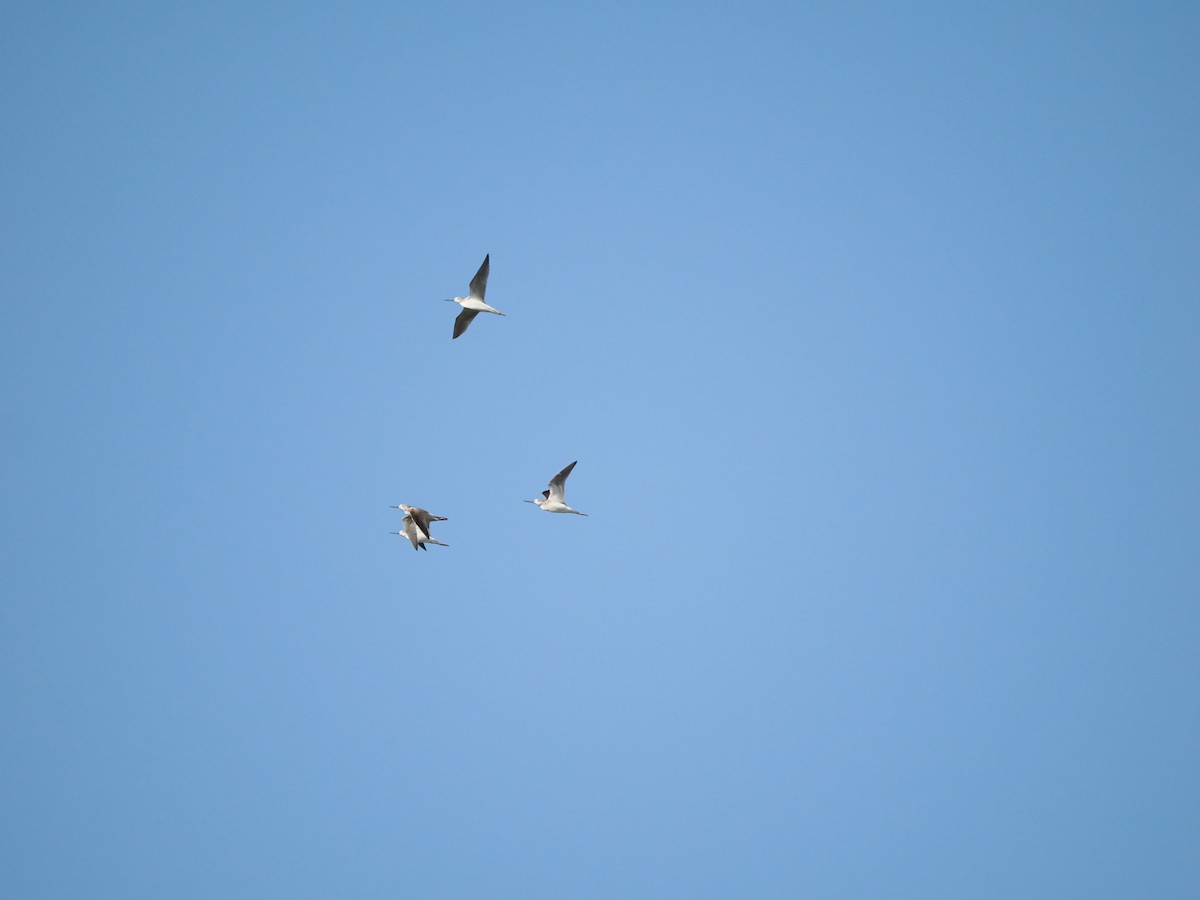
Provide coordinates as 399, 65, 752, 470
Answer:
391, 517, 449, 551
445, 254, 505, 339
390, 504, 447, 541
525, 461, 588, 516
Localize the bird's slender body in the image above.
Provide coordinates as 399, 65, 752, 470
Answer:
525, 460, 588, 516
446, 254, 505, 339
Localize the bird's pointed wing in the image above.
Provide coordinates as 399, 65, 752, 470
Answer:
547, 460, 578, 502
409, 508, 434, 540
468, 254, 489, 301
401, 516, 421, 550
453, 308, 479, 339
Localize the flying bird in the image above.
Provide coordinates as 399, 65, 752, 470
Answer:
525, 460, 588, 516
390, 504, 447, 541
445, 254, 505, 339
391, 518, 449, 551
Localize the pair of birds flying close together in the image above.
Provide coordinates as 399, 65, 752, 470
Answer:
390, 461, 588, 551
389, 504, 449, 551
391, 258, 588, 552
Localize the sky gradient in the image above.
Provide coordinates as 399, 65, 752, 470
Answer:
2, 2, 1198, 897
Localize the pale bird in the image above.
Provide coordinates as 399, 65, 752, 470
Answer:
445, 254, 505, 339
525, 460, 588, 516
391, 517, 449, 552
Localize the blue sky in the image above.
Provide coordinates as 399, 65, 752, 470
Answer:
2, 2, 1197, 897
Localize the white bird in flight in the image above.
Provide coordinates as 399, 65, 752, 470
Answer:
445, 254, 505, 339
391, 518, 449, 551
525, 460, 588, 516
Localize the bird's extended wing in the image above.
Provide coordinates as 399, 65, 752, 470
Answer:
547, 460, 578, 502
453, 308, 479, 339
409, 507, 444, 540
401, 516, 420, 551
468, 254, 490, 301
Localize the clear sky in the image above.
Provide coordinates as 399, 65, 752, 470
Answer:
2, 2, 1197, 897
